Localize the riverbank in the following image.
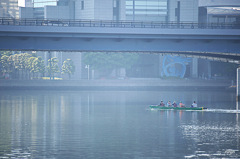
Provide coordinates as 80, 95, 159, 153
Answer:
0, 79, 234, 91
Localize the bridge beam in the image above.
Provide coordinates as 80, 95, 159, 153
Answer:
0, 25, 240, 53
1, 36, 240, 54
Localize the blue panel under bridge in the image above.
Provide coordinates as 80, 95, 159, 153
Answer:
161, 55, 192, 78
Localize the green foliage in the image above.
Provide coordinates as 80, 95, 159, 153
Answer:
62, 59, 75, 79
32, 57, 45, 75
83, 52, 139, 76
211, 61, 238, 78
21, 53, 32, 70
47, 57, 59, 79
0, 51, 13, 57
27, 57, 37, 73
6, 55, 15, 74
0, 51, 75, 80
0, 51, 46, 79
0, 55, 10, 73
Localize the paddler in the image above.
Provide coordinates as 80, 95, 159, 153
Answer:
172, 101, 177, 107
167, 101, 171, 107
159, 100, 165, 107
179, 101, 185, 107
191, 101, 197, 107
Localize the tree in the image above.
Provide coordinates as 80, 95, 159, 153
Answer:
13, 54, 26, 79
1, 55, 10, 79
27, 56, 37, 79
32, 57, 45, 79
83, 52, 139, 78
0, 51, 13, 58
62, 59, 75, 79
47, 57, 59, 80
7, 55, 15, 79
21, 53, 32, 79
0, 51, 43, 80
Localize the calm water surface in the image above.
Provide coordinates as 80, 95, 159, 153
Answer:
0, 90, 239, 159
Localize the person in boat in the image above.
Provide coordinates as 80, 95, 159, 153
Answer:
159, 100, 165, 107
172, 101, 177, 107
179, 101, 185, 107
191, 101, 197, 107
167, 101, 172, 107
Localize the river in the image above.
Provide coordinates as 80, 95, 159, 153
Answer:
0, 90, 239, 158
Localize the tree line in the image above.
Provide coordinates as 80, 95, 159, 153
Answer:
0, 51, 75, 80
83, 52, 139, 78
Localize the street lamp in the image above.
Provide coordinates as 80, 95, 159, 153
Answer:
85, 65, 90, 80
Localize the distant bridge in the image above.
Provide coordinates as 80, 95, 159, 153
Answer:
0, 18, 240, 63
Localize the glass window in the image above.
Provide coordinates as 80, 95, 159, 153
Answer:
126, 10, 133, 14
135, 5, 147, 9
146, 1, 159, 5
126, 1, 133, 5
126, 5, 133, 9
135, 11, 146, 14
135, 1, 147, 5
33, 0, 57, 7
125, 0, 168, 20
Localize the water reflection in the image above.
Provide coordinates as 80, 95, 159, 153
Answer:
181, 120, 240, 158
0, 90, 239, 158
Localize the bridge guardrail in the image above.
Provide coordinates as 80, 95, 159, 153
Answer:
0, 18, 240, 29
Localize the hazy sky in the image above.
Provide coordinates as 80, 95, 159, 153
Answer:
18, 0, 25, 7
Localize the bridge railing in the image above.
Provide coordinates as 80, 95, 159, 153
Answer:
0, 18, 240, 29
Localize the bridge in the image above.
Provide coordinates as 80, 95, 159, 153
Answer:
0, 18, 240, 63
1, 18, 240, 106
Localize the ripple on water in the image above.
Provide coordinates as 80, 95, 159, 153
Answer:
204, 109, 240, 113
181, 122, 240, 158
0, 148, 32, 159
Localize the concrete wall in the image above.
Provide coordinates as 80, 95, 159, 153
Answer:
119, 0, 126, 20
19, 7, 34, 19
168, 0, 198, 22
180, 0, 198, 22
75, 0, 94, 19
94, 0, 113, 20
44, 6, 70, 19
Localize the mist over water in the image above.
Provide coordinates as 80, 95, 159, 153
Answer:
0, 90, 239, 158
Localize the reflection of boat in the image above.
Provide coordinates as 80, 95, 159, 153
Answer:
149, 105, 207, 111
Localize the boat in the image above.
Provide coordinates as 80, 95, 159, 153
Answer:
149, 105, 207, 111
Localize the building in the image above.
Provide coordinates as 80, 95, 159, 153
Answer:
168, 0, 198, 22
20, 0, 126, 20
125, 0, 168, 21
0, 0, 19, 18
199, 0, 240, 24
125, 0, 198, 22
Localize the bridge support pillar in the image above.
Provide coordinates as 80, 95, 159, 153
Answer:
237, 67, 240, 111
191, 58, 198, 78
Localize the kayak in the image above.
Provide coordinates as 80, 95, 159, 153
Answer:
149, 105, 207, 110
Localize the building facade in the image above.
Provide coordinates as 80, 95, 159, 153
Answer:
125, 0, 168, 21
0, 0, 19, 18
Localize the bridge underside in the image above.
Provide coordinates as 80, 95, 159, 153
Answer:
0, 25, 240, 63
1, 36, 240, 63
